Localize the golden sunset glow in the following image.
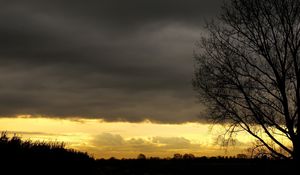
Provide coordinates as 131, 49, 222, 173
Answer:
0, 117, 253, 158
1, 2, 299, 175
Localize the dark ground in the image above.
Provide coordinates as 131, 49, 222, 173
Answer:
94, 158, 297, 175
2, 158, 297, 175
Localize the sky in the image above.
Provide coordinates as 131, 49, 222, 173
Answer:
0, 117, 252, 159
0, 0, 252, 158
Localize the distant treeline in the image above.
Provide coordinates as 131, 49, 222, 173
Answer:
113, 153, 249, 161
95, 158, 296, 175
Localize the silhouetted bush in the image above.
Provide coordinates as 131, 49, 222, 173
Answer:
137, 153, 146, 160
0, 132, 97, 175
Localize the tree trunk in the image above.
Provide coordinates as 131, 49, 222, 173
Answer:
293, 136, 300, 160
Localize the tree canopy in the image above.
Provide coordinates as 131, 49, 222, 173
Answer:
193, 0, 300, 159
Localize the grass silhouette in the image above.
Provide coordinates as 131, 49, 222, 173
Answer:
0, 132, 97, 175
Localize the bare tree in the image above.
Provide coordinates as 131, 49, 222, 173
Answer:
193, 0, 300, 159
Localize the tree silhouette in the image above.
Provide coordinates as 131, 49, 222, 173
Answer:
173, 153, 183, 159
193, 0, 300, 159
183, 153, 195, 160
137, 153, 146, 160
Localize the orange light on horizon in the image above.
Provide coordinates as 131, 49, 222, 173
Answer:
0, 117, 253, 159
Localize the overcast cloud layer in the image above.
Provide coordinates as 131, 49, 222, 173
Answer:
0, 0, 222, 123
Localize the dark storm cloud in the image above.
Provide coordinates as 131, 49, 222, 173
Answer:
0, 0, 221, 123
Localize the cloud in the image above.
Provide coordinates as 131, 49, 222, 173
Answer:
151, 136, 191, 149
87, 132, 248, 158
93, 133, 125, 147
91, 133, 200, 153
4, 131, 60, 136
0, 0, 221, 123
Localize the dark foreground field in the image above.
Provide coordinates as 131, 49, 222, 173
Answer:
2, 158, 297, 175
94, 158, 296, 175
0, 133, 297, 175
